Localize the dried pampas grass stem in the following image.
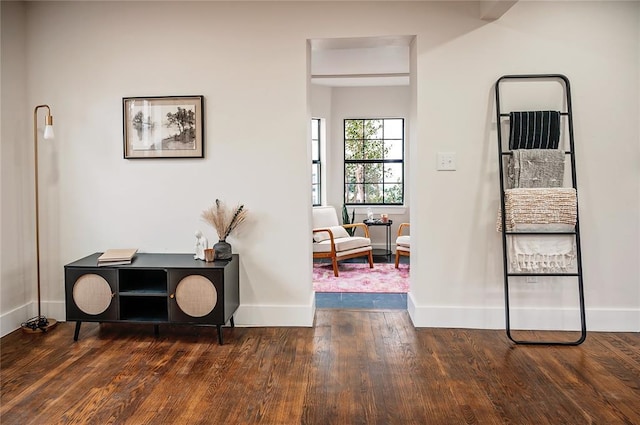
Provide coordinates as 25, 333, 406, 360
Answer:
201, 199, 248, 241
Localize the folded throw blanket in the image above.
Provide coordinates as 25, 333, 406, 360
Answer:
507, 224, 576, 273
509, 111, 561, 150
507, 149, 566, 189
497, 188, 577, 232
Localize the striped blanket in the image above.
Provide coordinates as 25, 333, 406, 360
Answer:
509, 111, 560, 150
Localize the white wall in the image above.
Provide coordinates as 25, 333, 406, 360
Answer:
1, 1, 34, 335
410, 0, 639, 331
15, 1, 316, 329
1, 1, 638, 336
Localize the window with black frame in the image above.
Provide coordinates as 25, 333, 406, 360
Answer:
344, 118, 404, 205
311, 118, 322, 206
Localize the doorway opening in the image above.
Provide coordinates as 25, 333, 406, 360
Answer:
309, 35, 415, 309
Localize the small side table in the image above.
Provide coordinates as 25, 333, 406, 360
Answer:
363, 219, 393, 261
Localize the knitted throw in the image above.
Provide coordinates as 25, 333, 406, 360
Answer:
496, 188, 577, 232
507, 149, 566, 189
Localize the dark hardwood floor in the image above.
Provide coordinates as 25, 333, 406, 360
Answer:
1, 310, 638, 424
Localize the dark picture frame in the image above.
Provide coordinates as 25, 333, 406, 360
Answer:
123, 95, 204, 159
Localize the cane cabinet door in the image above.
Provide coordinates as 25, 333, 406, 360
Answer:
168, 270, 224, 324
65, 268, 117, 321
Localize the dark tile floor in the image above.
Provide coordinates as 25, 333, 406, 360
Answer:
315, 292, 408, 309
314, 254, 409, 310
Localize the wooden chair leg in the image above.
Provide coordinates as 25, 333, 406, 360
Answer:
395, 251, 400, 268
367, 251, 374, 268
332, 257, 339, 277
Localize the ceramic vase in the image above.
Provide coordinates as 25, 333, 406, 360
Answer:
213, 240, 232, 260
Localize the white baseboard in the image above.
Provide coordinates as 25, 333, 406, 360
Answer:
234, 294, 316, 327
407, 295, 505, 329
0, 301, 66, 338
3, 299, 317, 335
584, 309, 639, 332
1, 303, 31, 337
407, 293, 640, 332
5, 297, 636, 337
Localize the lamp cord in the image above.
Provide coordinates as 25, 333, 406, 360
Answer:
21, 315, 50, 332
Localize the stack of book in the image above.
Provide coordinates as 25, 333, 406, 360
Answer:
97, 248, 138, 267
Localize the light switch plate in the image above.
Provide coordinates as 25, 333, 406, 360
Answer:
437, 152, 456, 171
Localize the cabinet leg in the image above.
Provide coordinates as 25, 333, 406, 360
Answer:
217, 324, 223, 345
74, 321, 82, 341
229, 316, 235, 328
154, 325, 159, 338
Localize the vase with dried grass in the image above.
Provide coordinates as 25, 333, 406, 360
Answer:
201, 199, 248, 260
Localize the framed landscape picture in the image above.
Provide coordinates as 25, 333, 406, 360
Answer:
123, 95, 204, 158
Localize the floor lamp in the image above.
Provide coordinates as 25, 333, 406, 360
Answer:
22, 105, 58, 333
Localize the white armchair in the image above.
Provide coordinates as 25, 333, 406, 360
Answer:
395, 223, 410, 268
312, 206, 374, 277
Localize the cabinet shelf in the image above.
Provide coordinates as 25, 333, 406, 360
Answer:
119, 290, 167, 296
120, 294, 168, 321
119, 269, 167, 293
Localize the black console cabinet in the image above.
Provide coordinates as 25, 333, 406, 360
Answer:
65, 253, 239, 344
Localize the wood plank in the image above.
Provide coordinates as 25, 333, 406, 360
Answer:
1, 312, 639, 424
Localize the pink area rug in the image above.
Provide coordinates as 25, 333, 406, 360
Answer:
313, 262, 409, 293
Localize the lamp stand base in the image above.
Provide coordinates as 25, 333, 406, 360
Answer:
21, 317, 58, 333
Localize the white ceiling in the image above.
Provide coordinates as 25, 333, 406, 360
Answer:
310, 35, 413, 87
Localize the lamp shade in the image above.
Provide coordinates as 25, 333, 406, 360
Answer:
43, 114, 54, 139
43, 125, 54, 140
